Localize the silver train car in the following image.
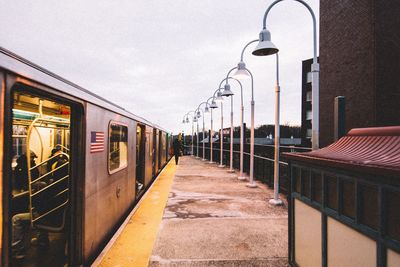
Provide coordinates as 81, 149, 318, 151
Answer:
0, 47, 172, 266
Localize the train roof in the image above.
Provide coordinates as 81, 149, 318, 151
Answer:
0, 47, 169, 133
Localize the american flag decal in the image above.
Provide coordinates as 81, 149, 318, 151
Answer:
90, 131, 105, 153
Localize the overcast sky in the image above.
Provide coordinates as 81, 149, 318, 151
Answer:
0, 0, 319, 135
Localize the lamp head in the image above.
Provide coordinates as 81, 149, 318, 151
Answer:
232, 61, 250, 80
252, 29, 279, 56
197, 110, 201, 118
193, 117, 198, 122
204, 106, 210, 113
221, 83, 234, 97
215, 91, 223, 103
210, 100, 218, 109
185, 117, 190, 123
182, 119, 185, 123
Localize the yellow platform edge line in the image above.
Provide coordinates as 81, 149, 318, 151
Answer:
93, 159, 176, 267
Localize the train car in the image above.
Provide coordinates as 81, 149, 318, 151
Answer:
0, 47, 172, 266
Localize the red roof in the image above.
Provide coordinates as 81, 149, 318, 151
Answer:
284, 126, 400, 177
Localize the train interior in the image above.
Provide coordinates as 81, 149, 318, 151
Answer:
136, 124, 145, 198
11, 90, 71, 266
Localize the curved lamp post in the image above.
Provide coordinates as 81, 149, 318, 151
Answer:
220, 77, 244, 176
195, 103, 210, 160
228, 40, 257, 188
183, 111, 196, 155
213, 89, 225, 168
207, 96, 219, 163
237, 39, 283, 203
253, 0, 318, 204
253, 0, 319, 150
193, 115, 199, 158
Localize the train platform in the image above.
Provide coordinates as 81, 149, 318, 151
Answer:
95, 156, 288, 267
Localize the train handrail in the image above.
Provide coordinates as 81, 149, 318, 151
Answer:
32, 200, 68, 224
31, 174, 69, 197
55, 144, 70, 152
30, 161, 69, 184
30, 151, 70, 172
26, 116, 70, 228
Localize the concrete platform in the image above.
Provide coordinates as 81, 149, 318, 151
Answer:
96, 160, 177, 267
149, 156, 288, 267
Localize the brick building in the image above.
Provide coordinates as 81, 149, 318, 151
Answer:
319, 0, 400, 147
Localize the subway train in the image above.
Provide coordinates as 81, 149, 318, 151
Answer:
0, 47, 172, 266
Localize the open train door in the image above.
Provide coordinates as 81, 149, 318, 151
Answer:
135, 124, 146, 198
3, 83, 84, 267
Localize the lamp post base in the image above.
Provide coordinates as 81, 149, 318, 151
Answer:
195, 156, 200, 159
218, 164, 225, 168
246, 182, 257, 188
202, 158, 207, 161
269, 198, 283, 206
227, 169, 235, 173
238, 176, 247, 181
208, 161, 215, 164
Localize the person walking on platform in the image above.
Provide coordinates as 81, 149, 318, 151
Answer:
173, 136, 182, 165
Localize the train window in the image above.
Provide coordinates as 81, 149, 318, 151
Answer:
109, 122, 128, 173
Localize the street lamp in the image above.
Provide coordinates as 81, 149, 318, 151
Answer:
253, 0, 319, 151
195, 102, 210, 161
219, 77, 244, 177
207, 96, 219, 163
233, 39, 283, 202
214, 86, 225, 168
211, 88, 225, 168
193, 115, 199, 158
253, 0, 319, 205
228, 40, 258, 188
183, 111, 196, 156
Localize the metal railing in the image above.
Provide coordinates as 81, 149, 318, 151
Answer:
183, 142, 311, 194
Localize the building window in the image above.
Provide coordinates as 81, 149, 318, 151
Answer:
306, 110, 312, 120
306, 129, 312, 138
109, 122, 128, 173
306, 72, 312, 83
306, 90, 312, 102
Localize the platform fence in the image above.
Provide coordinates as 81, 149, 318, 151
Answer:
183, 142, 311, 194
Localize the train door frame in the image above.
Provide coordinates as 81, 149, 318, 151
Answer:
2, 78, 85, 267
135, 123, 145, 198
158, 130, 162, 170
165, 133, 169, 161
152, 129, 157, 177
